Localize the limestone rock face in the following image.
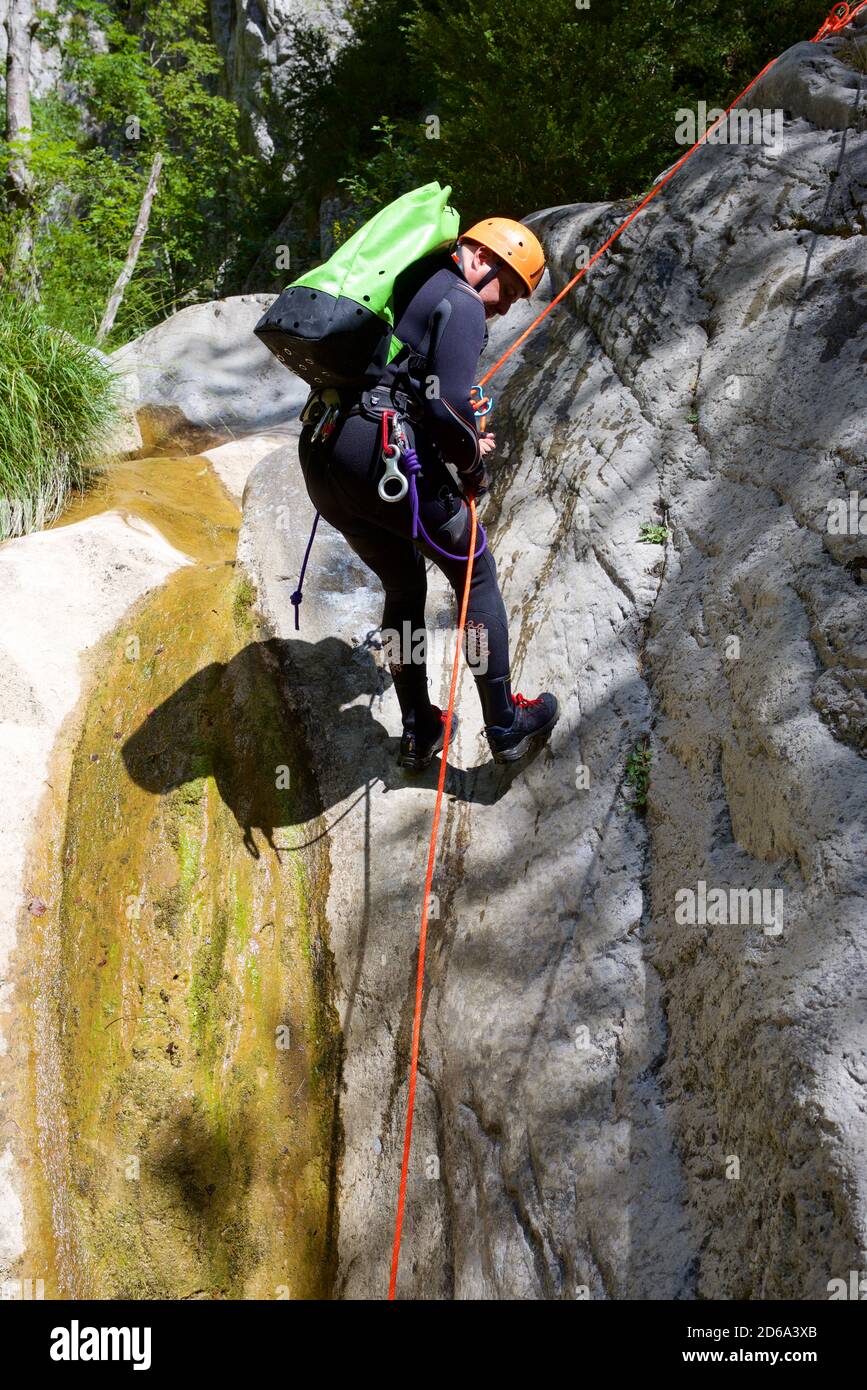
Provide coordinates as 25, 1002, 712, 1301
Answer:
641, 23, 867, 1300
0, 0, 61, 99
1, 0, 337, 163
239, 24, 866, 1298
109, 294, 305, 450
209, 0, 350, 161
0, 0, 107, 101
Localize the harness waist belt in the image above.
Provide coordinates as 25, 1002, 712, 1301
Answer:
301, 384, 424, 429
352, 386, 424, 424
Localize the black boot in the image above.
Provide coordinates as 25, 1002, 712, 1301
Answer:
474, 673, 560, 764
398, 707, 459, 772
388, 657, 434, 730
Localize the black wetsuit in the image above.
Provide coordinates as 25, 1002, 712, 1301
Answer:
298, 250, 513, 733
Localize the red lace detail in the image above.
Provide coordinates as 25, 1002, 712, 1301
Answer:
513, 692, 543, 710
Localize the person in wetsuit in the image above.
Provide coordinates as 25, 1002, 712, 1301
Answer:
298, 217, 559, 769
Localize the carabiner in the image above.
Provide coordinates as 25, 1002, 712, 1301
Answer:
311, 403, 337, 443
303, 387, 342, 443
378, 410, 409, 503
470, 384, 494, 432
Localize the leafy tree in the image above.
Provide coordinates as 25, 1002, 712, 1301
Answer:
404, 0, 826, 222
278, 0, 826, 258
0, 0, 831, 338
1, 0, 288, 342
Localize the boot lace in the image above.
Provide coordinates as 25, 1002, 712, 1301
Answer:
513, 692, 543, 710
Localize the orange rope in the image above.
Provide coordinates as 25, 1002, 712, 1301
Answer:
387, 1, 865, 1298
388, 498, 478, 1300
813, 0, 867, 41
478, 0, 867, 392
477, 59, 782, 388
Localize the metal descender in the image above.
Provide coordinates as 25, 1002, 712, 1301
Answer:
378, 410, 410, 503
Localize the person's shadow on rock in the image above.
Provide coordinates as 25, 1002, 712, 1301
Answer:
269, 631, 540, 810
122, 634, 528, 857
122, 635, 390, 858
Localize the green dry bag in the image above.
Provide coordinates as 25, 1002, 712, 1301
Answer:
253, 182, 460, 389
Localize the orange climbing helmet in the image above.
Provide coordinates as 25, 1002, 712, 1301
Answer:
459, 217, 546, 297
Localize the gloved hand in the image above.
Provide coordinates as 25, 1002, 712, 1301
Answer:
460, 462, 490, 500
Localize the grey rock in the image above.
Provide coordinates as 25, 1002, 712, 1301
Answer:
1, 0, 59, 99
750, 33, 867, 133
238, 28, 867, 1298
209, 0, 351, 162
0, 512, 191, 1282
109, 294, 307, 450
0, 0, 107, 101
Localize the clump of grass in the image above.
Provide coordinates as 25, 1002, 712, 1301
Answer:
232, 574, 257, 628
638, 521, 668, 544
0, 297, 119, 540
625, 738, 652, 812
838, 39, 867, 75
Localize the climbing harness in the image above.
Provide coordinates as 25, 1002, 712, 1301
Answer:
291, 388, 487, 632
378, 407, 488, 560
386, 0, 867, 1299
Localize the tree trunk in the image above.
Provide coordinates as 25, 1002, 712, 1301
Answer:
96, 152, 164, 346
4, 0, 39, 299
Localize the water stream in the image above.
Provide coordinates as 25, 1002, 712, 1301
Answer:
19, 453, 340, 1299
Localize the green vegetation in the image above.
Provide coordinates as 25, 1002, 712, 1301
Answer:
0, 298, 117, 539
1, 0, 828, 331
231, 574, 257, 629
285, 0, 827, 254
0, 0, 828, 534
0, 0, 277, 344
639, 522, 669, 544
838, 38, 867, 74
625, 738, 652, 812
26, 462, 340, 1296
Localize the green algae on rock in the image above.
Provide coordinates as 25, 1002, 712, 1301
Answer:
23, 455, 340, 1299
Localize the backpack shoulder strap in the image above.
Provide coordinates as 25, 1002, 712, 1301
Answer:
388, 295, 453, 383
421, 296, 453, 364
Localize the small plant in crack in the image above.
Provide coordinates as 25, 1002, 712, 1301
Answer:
788, 210, 863, 238
625, 738, 652, 813
686, 410, 699, 423
639, 522, 668, 544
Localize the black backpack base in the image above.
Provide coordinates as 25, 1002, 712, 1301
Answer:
254, 287, 392, 389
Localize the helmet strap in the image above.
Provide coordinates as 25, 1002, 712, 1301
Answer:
455, 242, 503, 293
474, 261, 501, 292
